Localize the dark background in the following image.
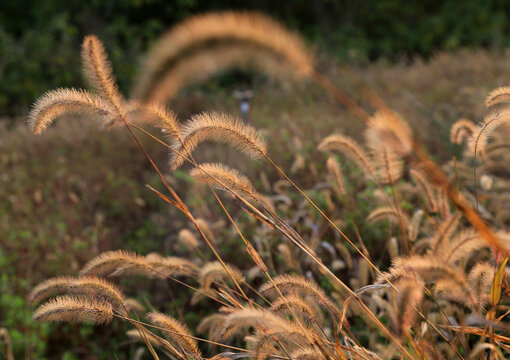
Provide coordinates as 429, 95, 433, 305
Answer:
1, 0, 510, 116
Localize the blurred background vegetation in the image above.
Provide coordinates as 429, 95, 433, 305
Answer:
1, 0, 510, 116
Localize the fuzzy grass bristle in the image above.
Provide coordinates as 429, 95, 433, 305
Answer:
326, 157, 345, 196
178, 229, 199, 251
450, 118, 475, 145
467, 262, 496, 310
468, 109, 510, 155
318, 134, 374, 178
446, 230, 485, 264
190, 163, 257, 200
368, 109, 413, 155
33, 295, 113, 324
290, 348, 322, 360
365, 129, 403, 184
394, 279, 423, 337
367, 206, 408, 229
68, 276, 125, 308
392, 256, 467, 284
79, 250, 152, 277
29, 276, 124, 308
485, 86, 510, 107
144, 253, 198, 278
431, 213, 462, 252
259, 274, 340, 318
134, 102, 182, 141
147, 312, 202, 359
219, 307, 307, 341
29, 276, 74, 305
134, 43, 303, 104
81, 35, 123, 109
27, 88, 112, 134
200, 261, 244, 289
170, 111, 267, 170
269, 294, 319, 323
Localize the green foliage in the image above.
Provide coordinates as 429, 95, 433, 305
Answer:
0, 274, 50, 358
2, 1, 510, 116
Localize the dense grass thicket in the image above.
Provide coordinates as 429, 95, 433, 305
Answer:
3, 8, 510, 360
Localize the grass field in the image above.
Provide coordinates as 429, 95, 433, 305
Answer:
3, 45, 510, 359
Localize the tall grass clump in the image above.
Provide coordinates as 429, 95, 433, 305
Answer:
26, 10, 510, 360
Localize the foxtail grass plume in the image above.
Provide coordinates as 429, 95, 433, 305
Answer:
485, 86, 510, 107
408, 210, 423, 242
81, 35, 124, 110
136, 43, 304, 104
133, 102, 182, 140
190, 163, 257, 200
269, 294, 319, 323
259, 274, 340, 318
29, 276, 124, 309
147, 312, 202, 359
80, 250, 152, 277
219, 307, 308, 341
29, 276, 73, 305
392, 255, 467, 284
394, 279, 423, 337
144, 253, 198, 278
368, 109, 413, 156
134, 11, 313, 103
450, 118, 475, 145
326, 157, 345, 196
468, 108, 510, 156
178, 229, 199, 251
28, 89, 112, 134
318, 134, 374, 178
365, 128, 403, 184
367, 206, 409, 229
466, 262, 496, 310
170, 111, 267, 170
33, 295, 113, 324
200, 261, 244, 289
446, 230, 485, 264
